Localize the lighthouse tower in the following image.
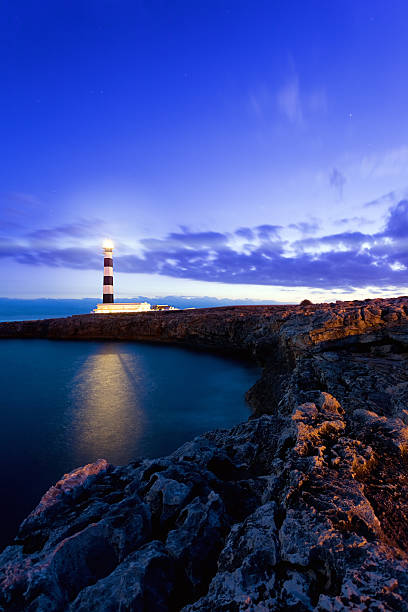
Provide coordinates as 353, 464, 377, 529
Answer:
103, 240, 114, 303
93, 241, 152, 313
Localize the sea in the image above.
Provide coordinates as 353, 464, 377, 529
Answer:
0, 301, 259, 551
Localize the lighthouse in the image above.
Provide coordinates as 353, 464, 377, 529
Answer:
103, 240, 114, 303
93, 241, 154, 313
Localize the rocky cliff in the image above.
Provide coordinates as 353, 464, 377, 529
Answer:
1, 298, 408, 610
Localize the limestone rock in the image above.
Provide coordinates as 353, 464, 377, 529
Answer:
2, 297, 408, 609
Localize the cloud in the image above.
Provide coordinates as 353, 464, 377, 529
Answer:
383, 199, 408, 238
363, 191, 396, 208
0, 192, 43, 228
3, 201, 408, 291
289, 219, 320, 234
248, 85, 273, 119
140, 230, 228, 253
293, 231, 371, 254
0, 243, 100, 269
255, 224, 282, 240
329, 168, 346, 200
277, 75, 303, 125
307, 88, 328, 113
335, 216, 373, 226
27, 219, 105, 243
251, 71, 325, 128
235, 227, 255, 240
360, 146, 408, 179
276, 71, 327, 126
6, 192, 42, 208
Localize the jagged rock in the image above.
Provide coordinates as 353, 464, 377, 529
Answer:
70, 541, 186, 611
2, 297, 408, 609
183, 501, 280, 611
166, 491, 228, 593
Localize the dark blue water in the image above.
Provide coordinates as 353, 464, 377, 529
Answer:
0, 339, 258, 550
0, 299, 98, 321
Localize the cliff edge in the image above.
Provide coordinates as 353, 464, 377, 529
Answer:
1, 298, 408, 610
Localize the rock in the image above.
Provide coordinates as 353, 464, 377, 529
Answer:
144, 474, 193, 528
70, 541, 187, 612
183, 501, 280, 611
19, 459, 111, 535
2, 298, 408, 609
166, 491, 228, 593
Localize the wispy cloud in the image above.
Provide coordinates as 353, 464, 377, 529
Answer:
1, 192, 43, 227
289, 219, 320, 234
250, 71, 326, 129
6, 192, 42, 207
363, 190, 397, 208
27, 219, 106, 244
307, 88, 328, 113
276, 68, 327, 127
361, 146, 408, 179
335, 216, 373, 226
277, 75, 303, 125
329, 167, 346, 200
248, 85, 272, 119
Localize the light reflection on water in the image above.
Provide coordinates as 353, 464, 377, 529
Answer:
0, 338, 259, 551
70, 346, 145, 464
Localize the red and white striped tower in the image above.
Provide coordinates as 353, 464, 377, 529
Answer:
103, 240, 114, 304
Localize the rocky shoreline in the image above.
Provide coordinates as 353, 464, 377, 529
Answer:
1, 298, 408, 610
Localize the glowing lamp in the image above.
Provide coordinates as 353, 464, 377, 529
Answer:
103, 239, 114, 250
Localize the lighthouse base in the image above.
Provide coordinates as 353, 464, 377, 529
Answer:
93, 302, 152, 314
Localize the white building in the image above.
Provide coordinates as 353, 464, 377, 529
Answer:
93, 302, 152, 314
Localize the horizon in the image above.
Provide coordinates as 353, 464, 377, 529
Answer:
1, 292, 406, 308
3, 1, 408, 302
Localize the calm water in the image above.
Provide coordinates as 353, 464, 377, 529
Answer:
0, 339, 258, 550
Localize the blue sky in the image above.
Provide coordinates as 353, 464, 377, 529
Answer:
2, 0, 408, 301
